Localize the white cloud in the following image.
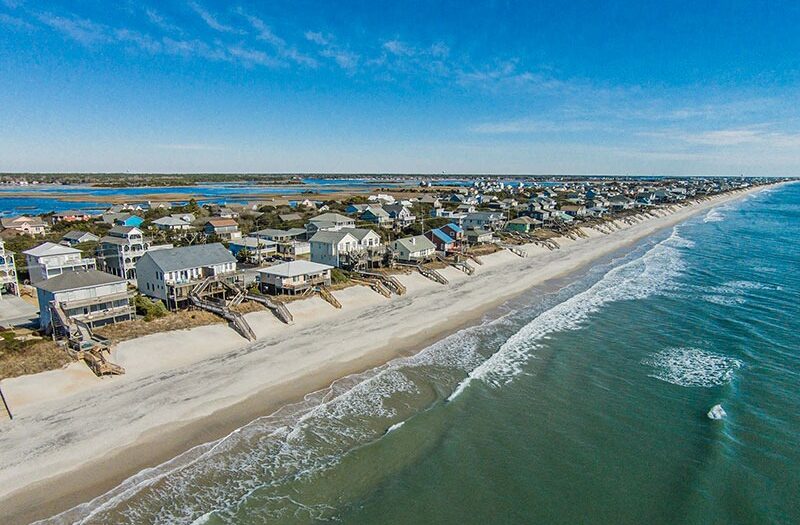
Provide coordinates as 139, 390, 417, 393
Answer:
187, 1, 240, 34
305, 31, 359, 71
36, 13, 107, 45
238, 10, 317, 67
0, 12, 32, 29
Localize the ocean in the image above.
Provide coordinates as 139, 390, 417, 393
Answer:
39, 183, 799, 524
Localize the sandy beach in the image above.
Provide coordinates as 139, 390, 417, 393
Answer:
0, 186, 765, 524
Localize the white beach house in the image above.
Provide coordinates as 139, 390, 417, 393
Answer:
257, 260, 333, 295
23, 242, 97, 283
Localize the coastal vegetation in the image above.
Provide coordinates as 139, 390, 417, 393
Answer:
0, 329, 68, 380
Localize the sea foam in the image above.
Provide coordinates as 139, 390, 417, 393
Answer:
449, 227, 691, 401
642, 348, 742, 387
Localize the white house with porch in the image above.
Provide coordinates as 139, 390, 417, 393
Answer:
390, 235, 436, 263
257, 260, 333, 295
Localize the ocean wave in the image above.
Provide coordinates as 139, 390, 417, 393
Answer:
703, 208, 725, 223
709, 280, 783, 295
702, 294, 746, 306
642, 348, 743, 387
35, 309, 505, 524
449, 227, 691, 401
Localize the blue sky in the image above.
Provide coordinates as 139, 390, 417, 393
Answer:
1, 0, 799, 175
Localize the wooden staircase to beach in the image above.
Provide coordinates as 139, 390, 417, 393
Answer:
352, 277, 392, 298
416, 264, 448, 285
316, 286, 342, 308
50, 302, 126, 377
245, 293, 293, 324
501, 244, 527, 258
358, 270, 406, 295
189, 279, 257, 341
436, 253, 475, 275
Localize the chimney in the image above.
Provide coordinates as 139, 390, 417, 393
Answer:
410, 237, 415, 244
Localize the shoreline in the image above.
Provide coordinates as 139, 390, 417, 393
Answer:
0, 186, 769, 524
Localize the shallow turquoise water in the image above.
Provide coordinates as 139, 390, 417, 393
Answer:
41, 183, 800, 524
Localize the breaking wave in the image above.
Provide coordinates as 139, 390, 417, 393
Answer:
642, 348, 743, 387
449, 227, 691, 401
36, 309, 511, 524
703, 208, 725, 223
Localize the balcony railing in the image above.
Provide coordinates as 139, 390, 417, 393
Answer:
279, 276, 329, 289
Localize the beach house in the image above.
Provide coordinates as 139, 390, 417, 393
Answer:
24, 242, 97, 283
0, 216, 47, 236
252, 228, 309, 256
505, 216, 542, 233
390, 235, 436, 263
60, 230, 100, 246
203, 218, 242, 241
309, 230, 360, 267
0, 240, 19, 297
136, 243, 238, 310
256, 260, 333, 295
228, 237, 278, 263
252, 228, 307, 243
462, 212, 505, 231
35, 269, 133, 333
113, 214, 145, 228
560, 204, 587, 218
440, 223, 464, 242
152, 216, 193, 232
51, 210, 93, 223
383, 204, 417, 228
608, 195, 635, 211
360, 206, 393, 227
306, 213, 356, 235
425, 228, 456, 253
466, 229, 494, 244
97, 226, 169, 281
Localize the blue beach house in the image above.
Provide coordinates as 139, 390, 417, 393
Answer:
113, 214, 144, 228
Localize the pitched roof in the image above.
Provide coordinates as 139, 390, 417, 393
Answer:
309, 230, 358, 244
62, 230, 99, 241
99, 235, 134, 246
34, 269, 125, 293
348, 228, 380, 242
153, 216, 190, 226
108, 225, 140, 236
229, 237, 276, 249
205, 218, 239, 228
393, 235, 436, 252
23, 242, 80, 257
465, 212, 503, 220
309, 212, 353, 223
508, 216, 540, 224
258, 260, 333, 278
362, 206, 390, 218
1, 216, 46, 228
383, 204, 410, 215
429, 228, 454, 244
140, 243, 236, 272
253, 228, 290, 238
443, 223, 463, 232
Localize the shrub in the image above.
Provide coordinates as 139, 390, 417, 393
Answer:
331, 268, 349, 285
134, 295, 169, 321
